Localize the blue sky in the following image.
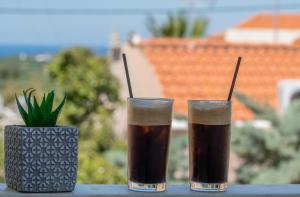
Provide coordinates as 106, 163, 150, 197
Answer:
0, 0, 300, 46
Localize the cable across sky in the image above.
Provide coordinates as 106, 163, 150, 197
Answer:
0, 3, 300, 15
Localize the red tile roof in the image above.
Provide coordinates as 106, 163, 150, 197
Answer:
138, 37, 300, 120
237, 13, 300, 29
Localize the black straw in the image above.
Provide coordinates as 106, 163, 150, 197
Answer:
122, 53, 133, 98
227, 57, 242, 101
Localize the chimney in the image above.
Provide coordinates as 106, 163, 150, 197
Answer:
108, 31, 121, 62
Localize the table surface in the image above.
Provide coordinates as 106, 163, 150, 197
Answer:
1, 184, 300, 197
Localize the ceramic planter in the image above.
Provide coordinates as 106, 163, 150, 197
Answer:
4, 125, 78, 192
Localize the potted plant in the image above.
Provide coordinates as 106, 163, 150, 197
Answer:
4, 89, 78, 192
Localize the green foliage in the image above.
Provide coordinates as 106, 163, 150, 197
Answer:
232, 92, 300, 183
48, 47, 125, 183
191, 18, 208, 38
168, 135, 189, 183
0, 51, 125, 184
235, 92, 279, 126
147, 12, 207, 38
77, 152, 126, 184
104, 149, 127, 177
0, 56, 52, 104
15, 89, 66, 127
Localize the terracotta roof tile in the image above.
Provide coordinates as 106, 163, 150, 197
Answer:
236, 13, 300, 29
138, 37, 300, 120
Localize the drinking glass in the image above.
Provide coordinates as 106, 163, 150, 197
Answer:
188, 100, 231, 192
127, 98, 173, 192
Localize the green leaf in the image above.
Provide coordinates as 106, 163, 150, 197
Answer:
33, 96, 43, 124
43, 90, 55, 115
49, 95, 66, 126
23, 88, 34, 98
23, 88, 34, 107
21, 89, 37, 126
15, 95, 29, 126
27, 89, 35, 104
40, 93, 46, 109
27, 89, 38, 126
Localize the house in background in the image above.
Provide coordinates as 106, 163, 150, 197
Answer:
109, 13, 300, 182
226, 13, 300, 45
111, 12, 300, 134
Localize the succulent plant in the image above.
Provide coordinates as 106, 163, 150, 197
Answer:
15, 88, 66, 127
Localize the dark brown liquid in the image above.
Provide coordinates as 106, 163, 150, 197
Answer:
189, 123, 230, 183
128, 124, 171, 183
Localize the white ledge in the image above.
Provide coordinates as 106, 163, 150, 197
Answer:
1, 184, 300, 197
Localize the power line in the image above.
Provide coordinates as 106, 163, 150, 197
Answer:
0, 3, 300, 15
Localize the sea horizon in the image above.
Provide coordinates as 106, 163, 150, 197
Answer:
0, 44, 108, 57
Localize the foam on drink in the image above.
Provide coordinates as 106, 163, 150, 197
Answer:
188, 100, 231, 125
128, 98, 173, 126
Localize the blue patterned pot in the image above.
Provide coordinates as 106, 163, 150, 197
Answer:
4, 125, 78, 192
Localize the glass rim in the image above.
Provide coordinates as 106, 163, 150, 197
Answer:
188, 99, 231, 103
188, 99, 231, 108
127, 97, 174, 102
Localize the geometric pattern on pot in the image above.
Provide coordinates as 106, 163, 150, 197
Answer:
4, 125, 78, 192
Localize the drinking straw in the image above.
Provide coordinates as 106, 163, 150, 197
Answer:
122, 53, 133, 98
227, 57, 242, 101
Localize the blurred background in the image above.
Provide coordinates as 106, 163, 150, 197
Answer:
1, 0, 300, 184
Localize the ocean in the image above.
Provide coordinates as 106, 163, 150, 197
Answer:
0, 45, 107, 57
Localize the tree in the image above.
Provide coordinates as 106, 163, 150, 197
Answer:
147, 12, 207, 38
78, 152, 126, 184
232, 92, 300, 183
48, 47, 125, 183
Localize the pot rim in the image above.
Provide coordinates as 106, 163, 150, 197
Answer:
5, 125, 77, 129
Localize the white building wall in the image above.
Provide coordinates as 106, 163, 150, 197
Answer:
225, 28, 300, 44
110, 44, 164, 138
278, 80, 300, 113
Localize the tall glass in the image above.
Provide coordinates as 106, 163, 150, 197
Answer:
127, 98, 173, 192
188, 100, 231, 192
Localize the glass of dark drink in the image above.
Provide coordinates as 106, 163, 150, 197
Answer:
127, 98, 173, 192
188, 100, 231, 192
